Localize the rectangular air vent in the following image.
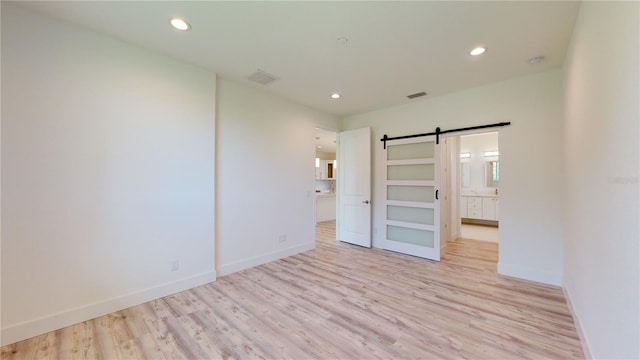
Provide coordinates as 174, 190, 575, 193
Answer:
248, 69, 279, 85
407, 91, 427, 99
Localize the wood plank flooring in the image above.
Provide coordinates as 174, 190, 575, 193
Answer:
1, 221, 584, 359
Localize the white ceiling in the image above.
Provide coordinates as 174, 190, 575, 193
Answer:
16, 1, 580, 117
315, 128, 337, 154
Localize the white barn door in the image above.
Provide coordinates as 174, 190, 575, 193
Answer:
382, 136, 441, 260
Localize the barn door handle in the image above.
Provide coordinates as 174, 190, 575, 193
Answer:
435, 190, 439, 200
363, 200, 370, 204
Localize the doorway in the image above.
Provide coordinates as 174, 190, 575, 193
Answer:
441, 131, 500, 246
314, 128, 338, 230
315, 127, 372, 249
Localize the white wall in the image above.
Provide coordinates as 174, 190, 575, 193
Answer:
563, 2, 639, 358
343, 70, 565, 285
1, 4, 216, 345
216, 78, 339, 275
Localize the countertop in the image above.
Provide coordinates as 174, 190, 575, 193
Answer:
461, 193, 499, 198
316, 192, 336, 198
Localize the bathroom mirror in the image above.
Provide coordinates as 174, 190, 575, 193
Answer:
485, 161, 499, 187
461, 163, 471, 188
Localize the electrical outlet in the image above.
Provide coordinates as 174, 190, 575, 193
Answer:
278, 234, 287, 243
170, 259, 179, 272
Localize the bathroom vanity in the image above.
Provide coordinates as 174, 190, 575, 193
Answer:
461, 194, 499, 223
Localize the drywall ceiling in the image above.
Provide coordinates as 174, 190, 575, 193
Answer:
315, 128, 337, 154
15, 1, 580, 117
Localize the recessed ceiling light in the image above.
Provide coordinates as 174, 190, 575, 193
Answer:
331, 93, 341, 99
470, 47, 486, 56
170, 18, 190, 31
317, 146, 322, 149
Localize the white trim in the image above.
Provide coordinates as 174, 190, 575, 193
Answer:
563, 285, 593, 359
386, 200, 434, 209
386, 180, 435, 186
0, 270, 217, 347
497, 262, 562, 286
383, 240, 439, 259
441, 127, 501, 138
314, 124, 340, 133
387, 158, 435, 166
218, 242, 315, 276
386, 137, 437, 146
386, 220, 435, 231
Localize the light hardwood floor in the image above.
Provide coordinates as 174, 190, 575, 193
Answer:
1, 221, 584, 359
460, 224, 499, 243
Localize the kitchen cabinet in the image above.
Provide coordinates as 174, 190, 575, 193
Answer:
316, 193, 336, 222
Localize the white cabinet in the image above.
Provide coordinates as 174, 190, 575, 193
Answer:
316, 194, 336, 222
467, 196, 482, 219
460, 196, 468, 218
482, 197, 499, 221
461, 195, 499, 221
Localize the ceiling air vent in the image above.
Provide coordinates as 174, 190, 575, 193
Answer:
248, 69, 279, 85
407, 91, 427, 99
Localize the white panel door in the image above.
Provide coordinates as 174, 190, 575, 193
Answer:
337, 127, 371, 247
383, 136, 440, 260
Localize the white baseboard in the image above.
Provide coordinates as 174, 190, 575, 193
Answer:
0, 270, 217, 347
497, 262, 562, 286
563, 285, 593, 359
218, 242, 315, 276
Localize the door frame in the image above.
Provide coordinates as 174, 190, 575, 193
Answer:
312, 126, 340, 243
441, 128, 501, 247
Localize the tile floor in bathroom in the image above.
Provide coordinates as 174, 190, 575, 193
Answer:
460, 223, 499, 243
